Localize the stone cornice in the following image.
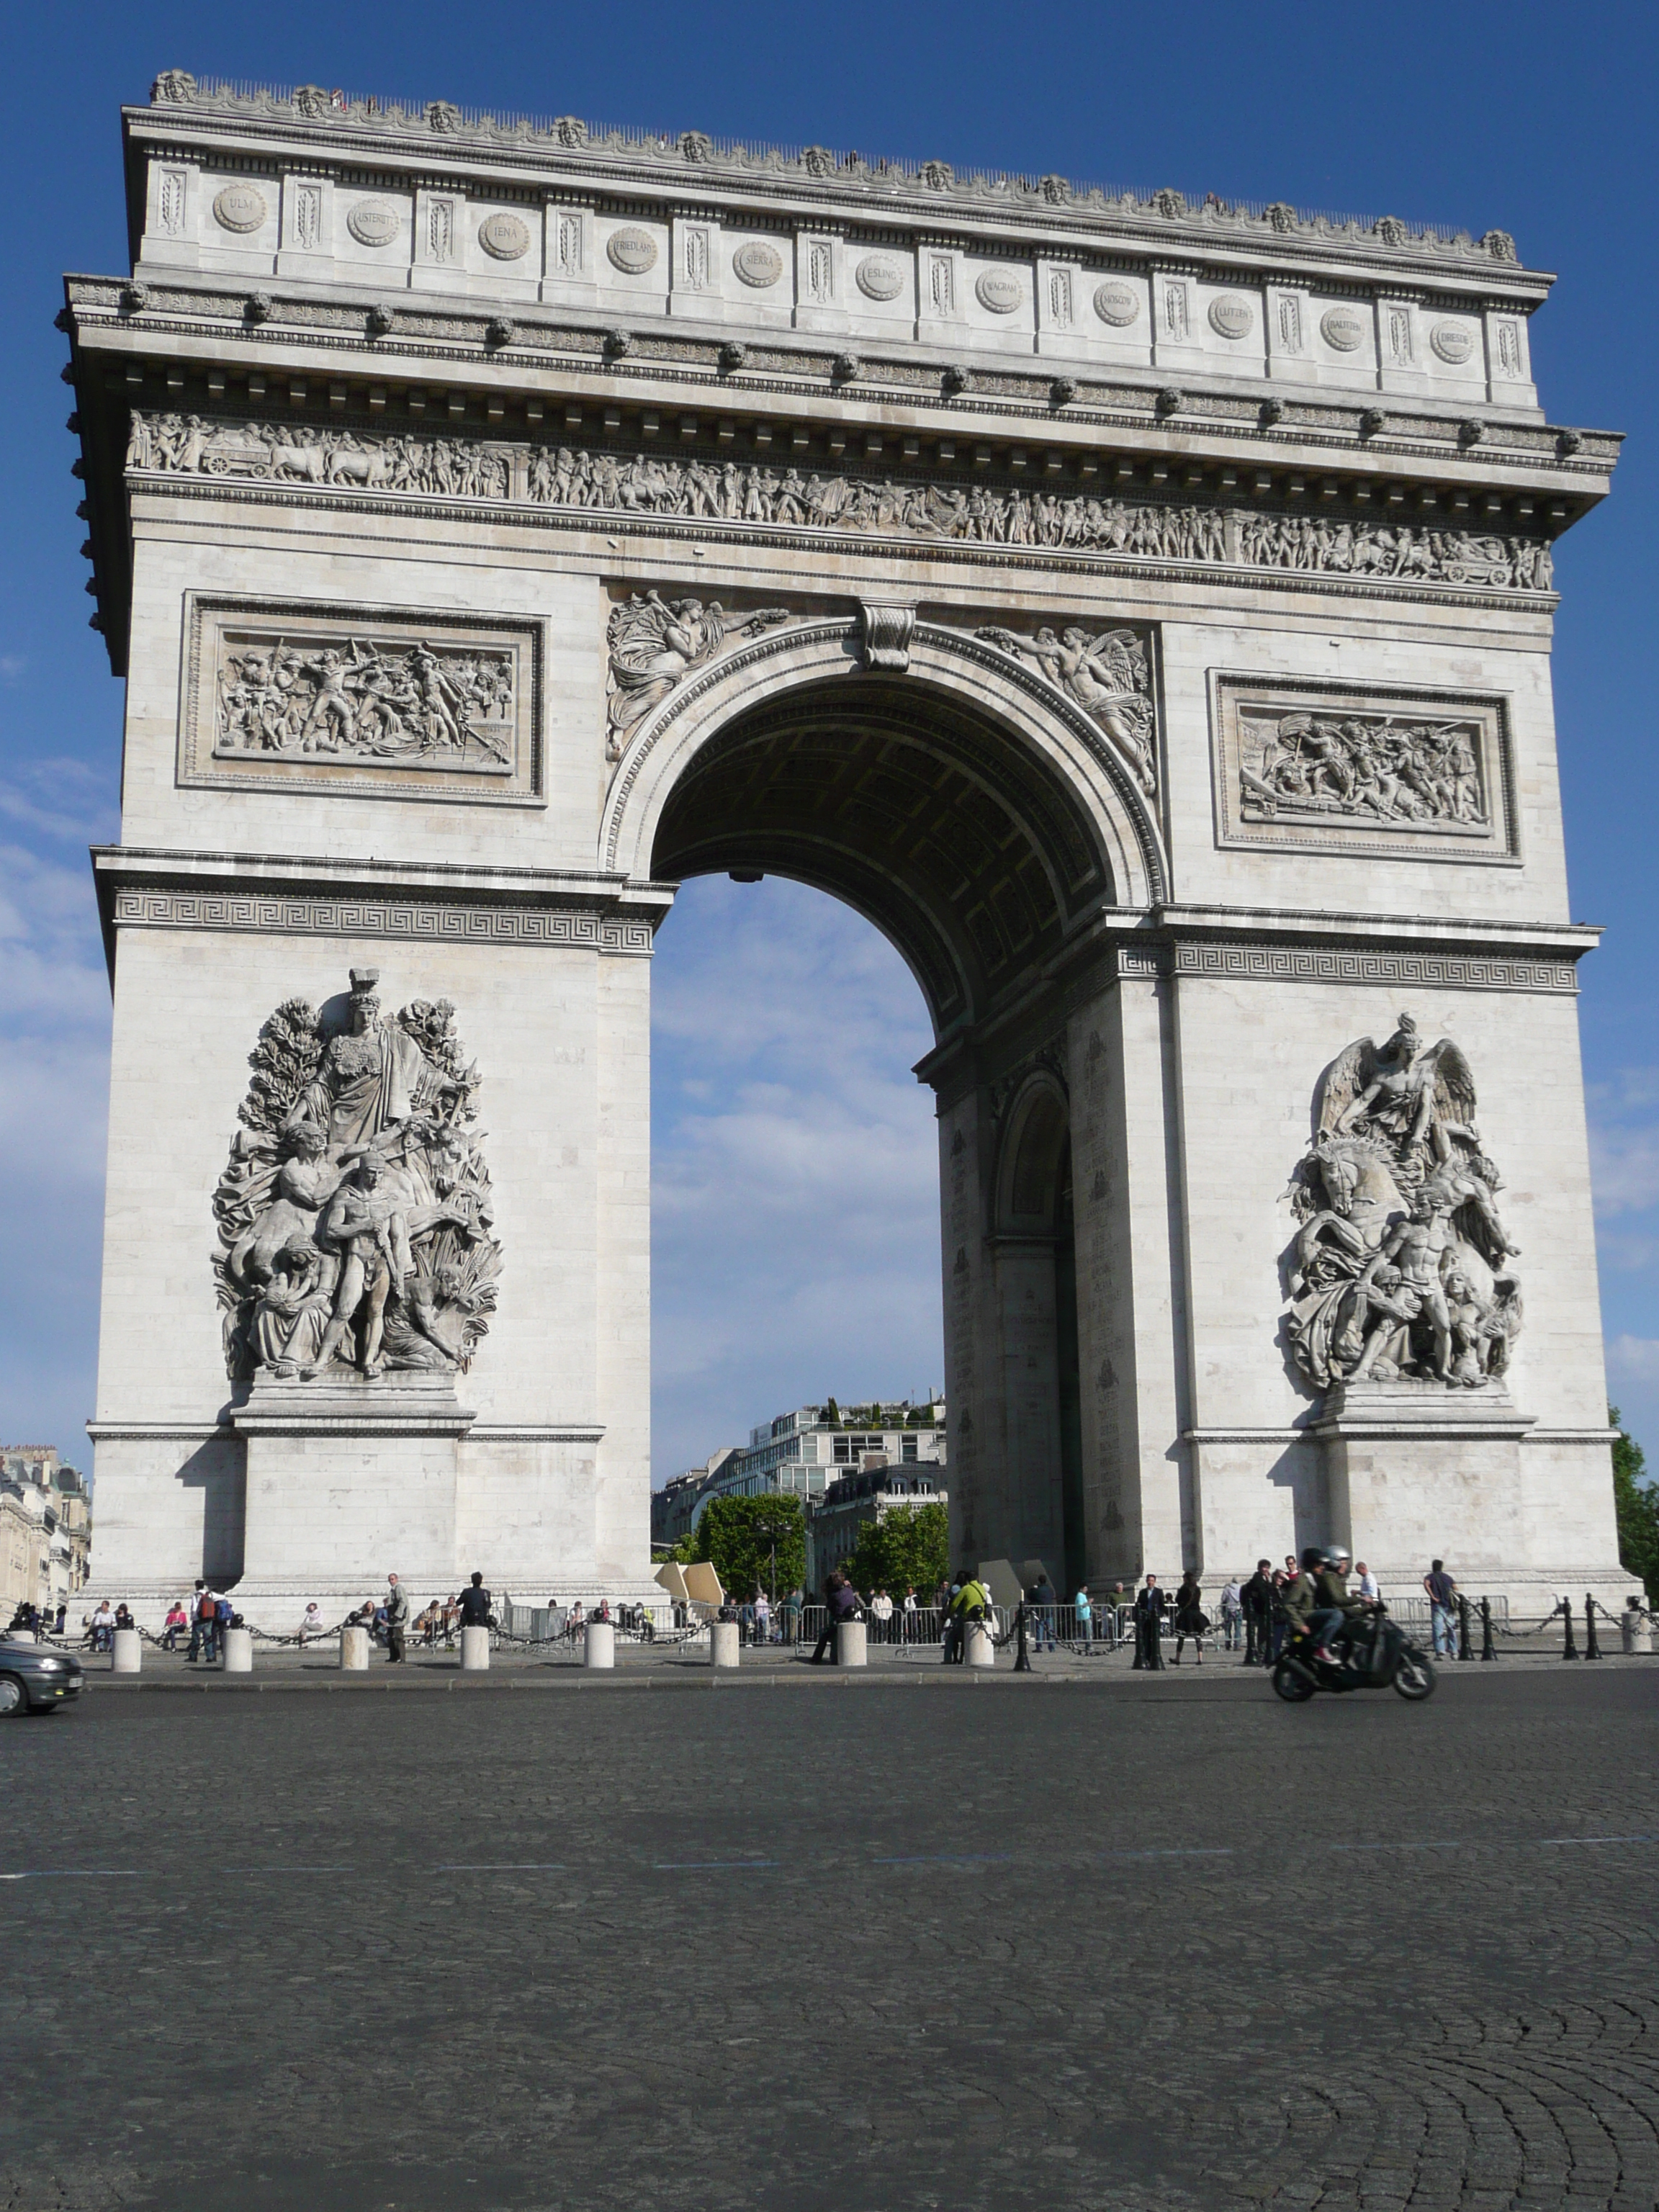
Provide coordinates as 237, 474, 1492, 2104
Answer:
128, 82, 1547, 294
90, 846, 673, 979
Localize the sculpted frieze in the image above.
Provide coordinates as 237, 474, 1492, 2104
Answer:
976, 624, 1156, 794
1285, 1015, 1521, 1395
605, 592, 792, 759
1210, 675, 1515, 863
213, 969, 503, 1385
180, 597, 543, 806
126, 410, 1557, 598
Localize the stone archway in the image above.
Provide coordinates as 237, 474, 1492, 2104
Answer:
613, 627, 1154, 1581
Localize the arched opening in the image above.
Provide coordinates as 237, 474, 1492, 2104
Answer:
643, 658, 1119, 1586
649, 671, 1113, 1037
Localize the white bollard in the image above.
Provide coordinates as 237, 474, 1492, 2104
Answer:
112, 1627, 141, 1675
460, 1624, 490, 1671
340, 1625, 369, 1671
836, 1619, 868, 1669
710, 1620, 740, 1668
966, 1621, 995, 1668
585, 1621, 615, 1671
222, 1627, 253, 1673
1622, 1609, 1652, 1655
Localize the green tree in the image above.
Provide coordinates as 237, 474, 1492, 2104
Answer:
1611, 1406, 1659, 1600
823, 1397, 840, 1427
846, 1503, 950, 1597
691, 1493, 806, 1602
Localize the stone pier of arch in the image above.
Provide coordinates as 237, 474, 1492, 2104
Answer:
64, 74, 1630, 1622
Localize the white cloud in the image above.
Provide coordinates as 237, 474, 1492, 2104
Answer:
651, 877, 943, 1477
1591, 1125, 1659, 1220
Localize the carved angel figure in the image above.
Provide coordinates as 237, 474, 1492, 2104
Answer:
975, 624, 1157, 793
604, 593, 791, 761
211, 969, 503, 1385
1284, 1012, 1521, 1393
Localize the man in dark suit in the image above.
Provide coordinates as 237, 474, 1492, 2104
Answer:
1241, 1558, 1274, 1667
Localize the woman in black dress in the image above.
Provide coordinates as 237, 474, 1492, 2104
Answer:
1173, 1570, 1209, 1665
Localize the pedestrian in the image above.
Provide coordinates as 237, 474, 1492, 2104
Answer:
457, 1570, 493, 1642
1239, 1559, 1272, 1665
1133, 1574, 1166, 1669
215, 1593, 234, 1656
297, 1601, 325, 1645
943, 1570, 989, 1665
1172, 1571, 1208, 1664
1423, 1558, 1457, 1655
1220, 1574, 1244, 1651
869, 1586, 894, 1644
737, 1593, 755, 1646
809, 1572, 857, 1664
1030, 1571, 1059, 1651
902, 1586, 918, 1643
780, 1586, 801, 1646
53, 1602, 66, 1635
1074, 1585, 1093, 1647
755, 1590, 772, 1645
186, 1583, 215, 1663
385, 1573, 409, 1664
162, 1598, 189, 1653
1356, 1561, 1380, 1603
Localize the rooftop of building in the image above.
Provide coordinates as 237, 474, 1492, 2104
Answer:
134, 70, 1537, 281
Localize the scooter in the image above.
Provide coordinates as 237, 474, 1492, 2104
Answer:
1271, 1604, 1437, 1703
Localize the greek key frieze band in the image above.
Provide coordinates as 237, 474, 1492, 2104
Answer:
109, 889, 655, 955
1121, 941, 1577, 993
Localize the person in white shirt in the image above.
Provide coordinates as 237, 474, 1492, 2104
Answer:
869, 1587, 895, 1645
297, 1601, 325, 1645
754, 1592, 772, 1644
1356, 1563, 1381, 1602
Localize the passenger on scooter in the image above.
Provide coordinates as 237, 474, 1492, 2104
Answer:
1280, 1552, 1318, 1651
1308, 1546, 1368, 1665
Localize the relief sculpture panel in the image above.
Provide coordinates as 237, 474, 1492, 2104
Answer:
179, 596, 544, 805
1210, 674, 1516, 863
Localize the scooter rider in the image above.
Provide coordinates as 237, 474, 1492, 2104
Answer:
1307, 1545, 1368, 1665
1280, 1552, 1319, 1652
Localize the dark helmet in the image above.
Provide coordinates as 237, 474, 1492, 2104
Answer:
1300, 1545, 1331, 1572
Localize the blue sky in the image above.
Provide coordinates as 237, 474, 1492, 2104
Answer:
4, 1, 1656, 1481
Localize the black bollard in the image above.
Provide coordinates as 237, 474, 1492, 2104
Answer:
1480, 1596, 1496, 1662
1585, 1594, 1602, 1661
1148, 1609, 1165, 1671
1457, 1593, 1473, 1661
1561, 1596, 1579, 1660
1014, 1602, 1032, 1673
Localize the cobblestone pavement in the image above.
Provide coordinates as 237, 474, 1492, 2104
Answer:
4, 1666, 1658, 2212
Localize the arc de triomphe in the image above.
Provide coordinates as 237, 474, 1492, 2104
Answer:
66, 73, 1629, 1619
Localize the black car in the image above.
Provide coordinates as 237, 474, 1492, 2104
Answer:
0, 1636, 86, 1715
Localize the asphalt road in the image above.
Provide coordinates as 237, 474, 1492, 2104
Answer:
4, 1665, 1657, 2212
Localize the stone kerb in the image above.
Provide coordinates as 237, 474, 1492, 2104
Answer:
601, 621, 1164, 912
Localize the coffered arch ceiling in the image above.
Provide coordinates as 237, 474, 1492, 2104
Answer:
649, 676, 1111, 1036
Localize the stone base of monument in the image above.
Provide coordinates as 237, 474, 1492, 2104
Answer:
836, 1620, 867, 1668
965, 1622, 995, 1668
339, 1625, 369, 1670
112, 1627, 141, 1674
222, 1627, 253, 1673
710, 1621, 739, 1668
1315, 1380, 1532, 1596
585, 1621, 615, 1670
227, 1373, 476, 1614
460, 1625, 490, 1671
